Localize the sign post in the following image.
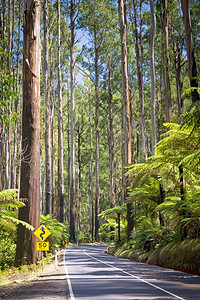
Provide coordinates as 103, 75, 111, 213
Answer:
34, 225, 51, 271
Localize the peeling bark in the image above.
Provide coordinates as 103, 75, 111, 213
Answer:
15, 0, 41, 266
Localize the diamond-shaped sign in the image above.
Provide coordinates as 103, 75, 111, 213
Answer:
34, 225, 51, 242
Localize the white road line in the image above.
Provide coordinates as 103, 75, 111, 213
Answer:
84, 250, 186, 300
64, 250, 76, 300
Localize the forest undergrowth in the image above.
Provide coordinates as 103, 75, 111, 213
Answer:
108, 239, 200, 275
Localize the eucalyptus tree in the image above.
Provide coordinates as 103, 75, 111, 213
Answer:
79, 0, 118, 241
57, 0, 64, 222
43, 0, 52, 215
132, 0, 147, 159
69, 0, 76, 241
0, 0, 14, 190
149, 0, 156, 154
161, 0, 172, 123
49, 30, 56, 217
12, 0, 23, 191
88, 84, 94, 237
170, 4, 185, 118
180, 0, 199, 103
5, 0, 14, 190
108, 56, 115, 209
15, 0, 41, 266
75, 87, 90, 231
118, 0, 134, 239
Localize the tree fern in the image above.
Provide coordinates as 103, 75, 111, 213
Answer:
0, 189, 34, 232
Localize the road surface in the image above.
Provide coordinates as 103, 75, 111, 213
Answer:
64, 245, 200, 300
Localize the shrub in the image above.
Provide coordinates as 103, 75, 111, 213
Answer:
40, 215, 69, 252
0, 231, 16, 270
76, 230, 90, 243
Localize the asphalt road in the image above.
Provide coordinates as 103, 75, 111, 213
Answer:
64, 245, 200, 300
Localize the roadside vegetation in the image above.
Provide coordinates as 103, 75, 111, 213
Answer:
102, 107, 200, 275
0, 189, 91, 279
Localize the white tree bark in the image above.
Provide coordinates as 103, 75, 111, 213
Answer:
57, 0, 64, 222
70, 0, 76, 241
149, 0, 156, 154
44, 0, 51, 215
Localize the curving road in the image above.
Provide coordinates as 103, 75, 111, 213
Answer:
64, 245, 200, 300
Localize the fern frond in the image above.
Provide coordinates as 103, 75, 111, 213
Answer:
0, 215, 16, 232
0, 200, 25, 209
0, 189, 18, 200
99, 205, 127, 220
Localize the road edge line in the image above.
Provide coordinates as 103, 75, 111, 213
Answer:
64, 250, 76, 300
84, 250, 185, 300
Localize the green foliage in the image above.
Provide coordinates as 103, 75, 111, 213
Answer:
125, 119, 200, 252
0, 189, 34, 232
99, 217, 127, 243
0, 46, 19, 129
181, 100, 200, 135
131, 216, 163, 252
0, 189, 39, 271
99, 219, 116, 242
158, 239, 200, 273
99, 205, 127, 220
0, 231, 16, 270
40, 215, 68, 252
76, 230, 90, 243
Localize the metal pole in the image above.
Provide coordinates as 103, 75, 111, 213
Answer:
42, 252, 44, 272
55, 250, 58, 269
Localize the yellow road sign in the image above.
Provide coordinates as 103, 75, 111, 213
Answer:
63, 240, 67, 246
91, 237, 94, 243
36, 242, 49, 251
34, 225, 51, 242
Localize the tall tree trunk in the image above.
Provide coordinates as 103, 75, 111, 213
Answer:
108, 57, 115, 208
162, 0, 172, 123
70, 0, 76, 241
44, 0, 51, 215
49, 32, 56, 218
7, 0, 13, 189
133, 0, 147, 159
67, 89, 70, 224
88, 80, 94, 238
118, 0, 133, 240
149, 0, 156, 155
12, 0, 20, 189
159, 182, 165, 226
179, 165, 187, 239
5, 131, 10, 189
57, 0, 64, 222
15, 0, 41, 266
117, 213, 121, 242
51, 96, 56, 217
171, 25, 184, 118
12, 2, 21, 189
5, 0, 13, 190
108, 56, 115, 208
94, 29, 100, 242
77, 125, 81, 231
180, 0, 199, 103
130, 90, 135, 163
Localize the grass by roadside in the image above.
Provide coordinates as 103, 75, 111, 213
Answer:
0, 250, 68, 300
0, 254, 56, 288
108, 239, 200, 275
0, 242, 104, 288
